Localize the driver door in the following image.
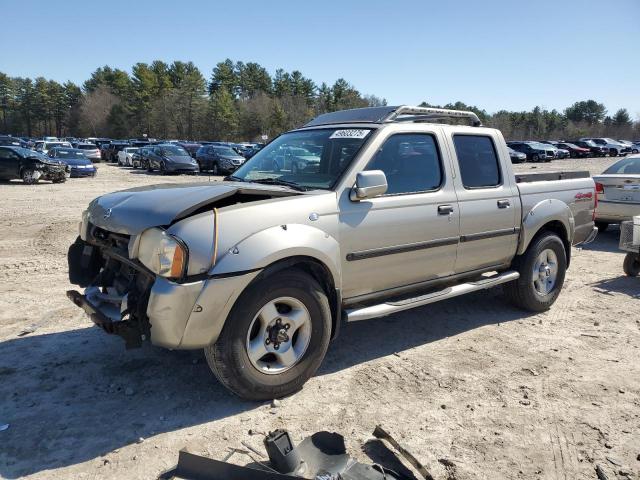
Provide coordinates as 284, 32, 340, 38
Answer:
338, 129, 460, 300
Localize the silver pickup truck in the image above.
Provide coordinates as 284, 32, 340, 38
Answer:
67, 106, 597, 400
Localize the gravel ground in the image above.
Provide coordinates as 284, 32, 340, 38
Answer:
0, 158, 638, 480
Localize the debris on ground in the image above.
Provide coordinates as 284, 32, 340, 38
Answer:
159, 425, 431, 480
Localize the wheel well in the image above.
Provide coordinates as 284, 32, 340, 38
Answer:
534, 221, 571, 267
256, 256, 341, 340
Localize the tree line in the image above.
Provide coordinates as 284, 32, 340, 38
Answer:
0, 60, 638, 142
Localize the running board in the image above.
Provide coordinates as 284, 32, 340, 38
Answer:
345, 271, 520, 322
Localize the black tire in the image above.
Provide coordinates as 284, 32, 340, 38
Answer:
609, 149, 617, 157
632, 149, 639, 154
504, 232, 567, 312
205, 269, 332, 400
595, 222, 609, 233
623, 253, 640, 277
160, 162, 167, 175
532, 154, 539, 162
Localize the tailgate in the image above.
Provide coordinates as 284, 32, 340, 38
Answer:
594, 175, 640, 203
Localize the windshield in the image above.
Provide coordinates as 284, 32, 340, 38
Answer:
213, 146, 240, 157
55, 150, 86, 159
124, 147, 139, 153
604, 157, 640, 174
230, 128, 373, 190
76, 144, 98, 150
160, 146, 189, 156
45, 142, 66, 149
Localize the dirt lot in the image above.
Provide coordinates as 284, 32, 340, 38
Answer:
0, 158, 638, 480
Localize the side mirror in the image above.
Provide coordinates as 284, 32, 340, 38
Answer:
350, 170, 388, 201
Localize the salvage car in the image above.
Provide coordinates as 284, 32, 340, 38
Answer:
75, 143, 102, 162
555, 142, 591, 158
146, 144, 199, 174
196, 144, 246, 174
0, 145, 67, 184
117, 147, 139, 167
592, 154, 640, 231
572, 140, 607, 157
67, 105, 597, 400
507, 141, 553, 162
507, 146, 527, 163
581, 137, 630, 157
48, 147, 97, 178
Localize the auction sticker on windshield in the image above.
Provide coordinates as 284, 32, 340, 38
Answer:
329, 129, 370, 139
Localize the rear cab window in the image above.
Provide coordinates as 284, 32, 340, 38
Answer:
453, 135, 502, 189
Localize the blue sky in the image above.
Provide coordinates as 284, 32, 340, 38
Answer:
1, 0, 638, 117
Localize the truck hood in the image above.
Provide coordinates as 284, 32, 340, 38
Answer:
87, 182, 297, 235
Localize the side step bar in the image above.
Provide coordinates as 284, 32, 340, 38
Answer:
345, 271, 520, 322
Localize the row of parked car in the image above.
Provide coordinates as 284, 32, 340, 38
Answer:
506, 137, 639, 163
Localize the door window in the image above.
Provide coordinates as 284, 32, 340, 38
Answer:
453, 135, 502, 189
364, 133, 443, 195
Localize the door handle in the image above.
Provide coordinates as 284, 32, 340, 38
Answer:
438, 205, 454, 215
497, 199, 511, 209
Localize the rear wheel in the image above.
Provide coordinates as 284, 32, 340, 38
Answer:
504, 232, 567, 312
609, 149, 618, 157
532, 154, 539, 162
205, 269, 331, 400
623, 253, 640, 277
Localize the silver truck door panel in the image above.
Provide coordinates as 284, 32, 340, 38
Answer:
338, 128, 459, 299
447, 132, 519, 273
339, 190, 459, 298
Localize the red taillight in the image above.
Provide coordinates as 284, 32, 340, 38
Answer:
593, 184, 600, 221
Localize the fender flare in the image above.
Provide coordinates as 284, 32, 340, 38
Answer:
518, 199, 574, 256
210, 223, 342, 290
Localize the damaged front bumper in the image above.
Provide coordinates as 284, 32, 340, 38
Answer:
67, 235, 260, 350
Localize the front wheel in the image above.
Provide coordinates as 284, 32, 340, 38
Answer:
21, 169, 39, 185
623, 253, 640, 277
504, 232, 567, 312
205, 269, 331, 400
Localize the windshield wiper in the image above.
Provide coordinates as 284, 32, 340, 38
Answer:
250, 178, 308, 191
223, 175, 244, 182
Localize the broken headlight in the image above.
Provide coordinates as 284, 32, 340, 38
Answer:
137, 228, 187, 279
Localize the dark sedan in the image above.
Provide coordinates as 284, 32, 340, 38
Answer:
176, 142, 202, 159
0, 146, 67, 184
146, 144, 199, 174
48, 147, 97, 177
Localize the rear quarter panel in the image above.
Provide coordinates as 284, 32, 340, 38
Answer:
517, 178, 596, 254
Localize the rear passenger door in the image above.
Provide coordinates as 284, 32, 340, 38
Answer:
448, 133, 519, 273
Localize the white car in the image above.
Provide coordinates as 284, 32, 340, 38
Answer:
618, 140, 639, 154
593, 154, 640, 230
117, 147, 139, 166
581, 137, 630, 156
35, 141, 71, 155
75, 143, 101, 162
